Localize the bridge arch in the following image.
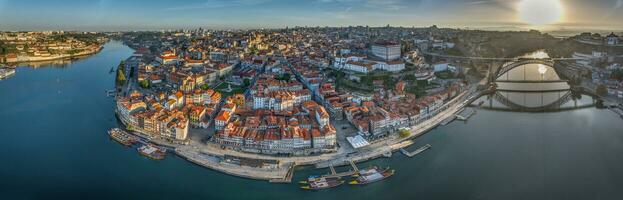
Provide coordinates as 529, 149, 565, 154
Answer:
494, 59, 556, 80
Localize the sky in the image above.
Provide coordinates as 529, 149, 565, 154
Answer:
0, 0, 622, 31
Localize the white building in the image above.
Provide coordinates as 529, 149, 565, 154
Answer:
433, 63, 456, 72
344, 61, 374, 74
374, 60, 405, 72
572, 51, 606, 67
371, 41, 401, 61
333, 54, 366, 69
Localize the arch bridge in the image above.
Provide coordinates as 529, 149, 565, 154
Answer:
493, 59, 556, 80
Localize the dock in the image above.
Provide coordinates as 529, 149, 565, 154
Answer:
322, 163, 357, 179
440, 116, 456, 126
455, 107, 476, 121
400, 144, 432, 158
349, 160, 359, 172
269, 163, 295, 183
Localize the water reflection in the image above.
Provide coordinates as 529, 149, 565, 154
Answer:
5, 52, 95, 69
482, 50, 595, 112
475, 90, 594, 112
496, 64, 561, 82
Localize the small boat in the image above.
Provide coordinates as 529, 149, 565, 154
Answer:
109, 67, 115, 74
300, 177, 344, 190
298, 175, 320, 184
0, 68, 16, 80
138, 144, 166, 160
108, 128, 138, 146
352, 166, 379, 178
349, 167, 394, 185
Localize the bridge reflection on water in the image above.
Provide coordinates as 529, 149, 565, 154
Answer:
476, 54, 596, 112
474, 90, 595, 112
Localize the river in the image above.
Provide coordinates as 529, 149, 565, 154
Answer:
1, 42, 623, 199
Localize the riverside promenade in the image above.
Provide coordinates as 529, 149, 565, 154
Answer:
168, 85, 479, 182
5, 46, 104, 64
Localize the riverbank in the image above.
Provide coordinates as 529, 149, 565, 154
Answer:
118, 84, 477, 182
3, 46, 104, 65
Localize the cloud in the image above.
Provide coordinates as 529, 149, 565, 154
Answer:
165, 0, 272, 11
316, 0, 407, 10
466, 0, 495, 5
464, 0, 515, 11
364, 0, 407, 10
616, 0, 623, 9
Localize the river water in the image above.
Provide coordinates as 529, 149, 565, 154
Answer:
1, 42, 623, 199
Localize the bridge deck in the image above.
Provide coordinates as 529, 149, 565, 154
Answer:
495, 80, 568, 83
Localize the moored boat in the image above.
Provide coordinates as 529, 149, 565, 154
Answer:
0, 68, 16, 80
349, 167, 394, 185
108, 128, 138, 146
300, 177, 344, 190
298, 175, 320, 184
138, 144, 166, 160
351, 166, 379, 178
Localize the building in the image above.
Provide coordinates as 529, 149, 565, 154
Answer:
606, 32, 619, 46
344, 61, 374, 73
371, 41, 401, 61
216, 63, 234, 77
374, 60, 405, 72
5, 53, 18, 63
414, 68, 436, 83
214, 110, 232, 130
116, 97, 147, 127
213, 102, 337, 155
156, 51, 179, 65
226, 94, 246, 107
333, 54, 366, 69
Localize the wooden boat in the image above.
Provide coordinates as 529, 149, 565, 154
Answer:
351, 166, 379, 178
300, 177, 344, 190
349, 167, 394, 185
138, 144, 166, 160
298, 175, 320, 184
108, 128, 138, 146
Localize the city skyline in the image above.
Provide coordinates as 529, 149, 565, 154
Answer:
0, 0, 622, 31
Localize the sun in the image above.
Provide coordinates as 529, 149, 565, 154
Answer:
517, 0, 563, 25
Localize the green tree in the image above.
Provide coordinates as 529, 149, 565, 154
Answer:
275, 73, 291, 81
404, 74, 416, 81
200, 83, 210, 90
398, 129, 410, 138
596, 84, 608, 96
139, 80, 150, 88
116, 69, 126, 86
243, 78, 251, 87
611, 70, 623, 81
115, 61, 127, 86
